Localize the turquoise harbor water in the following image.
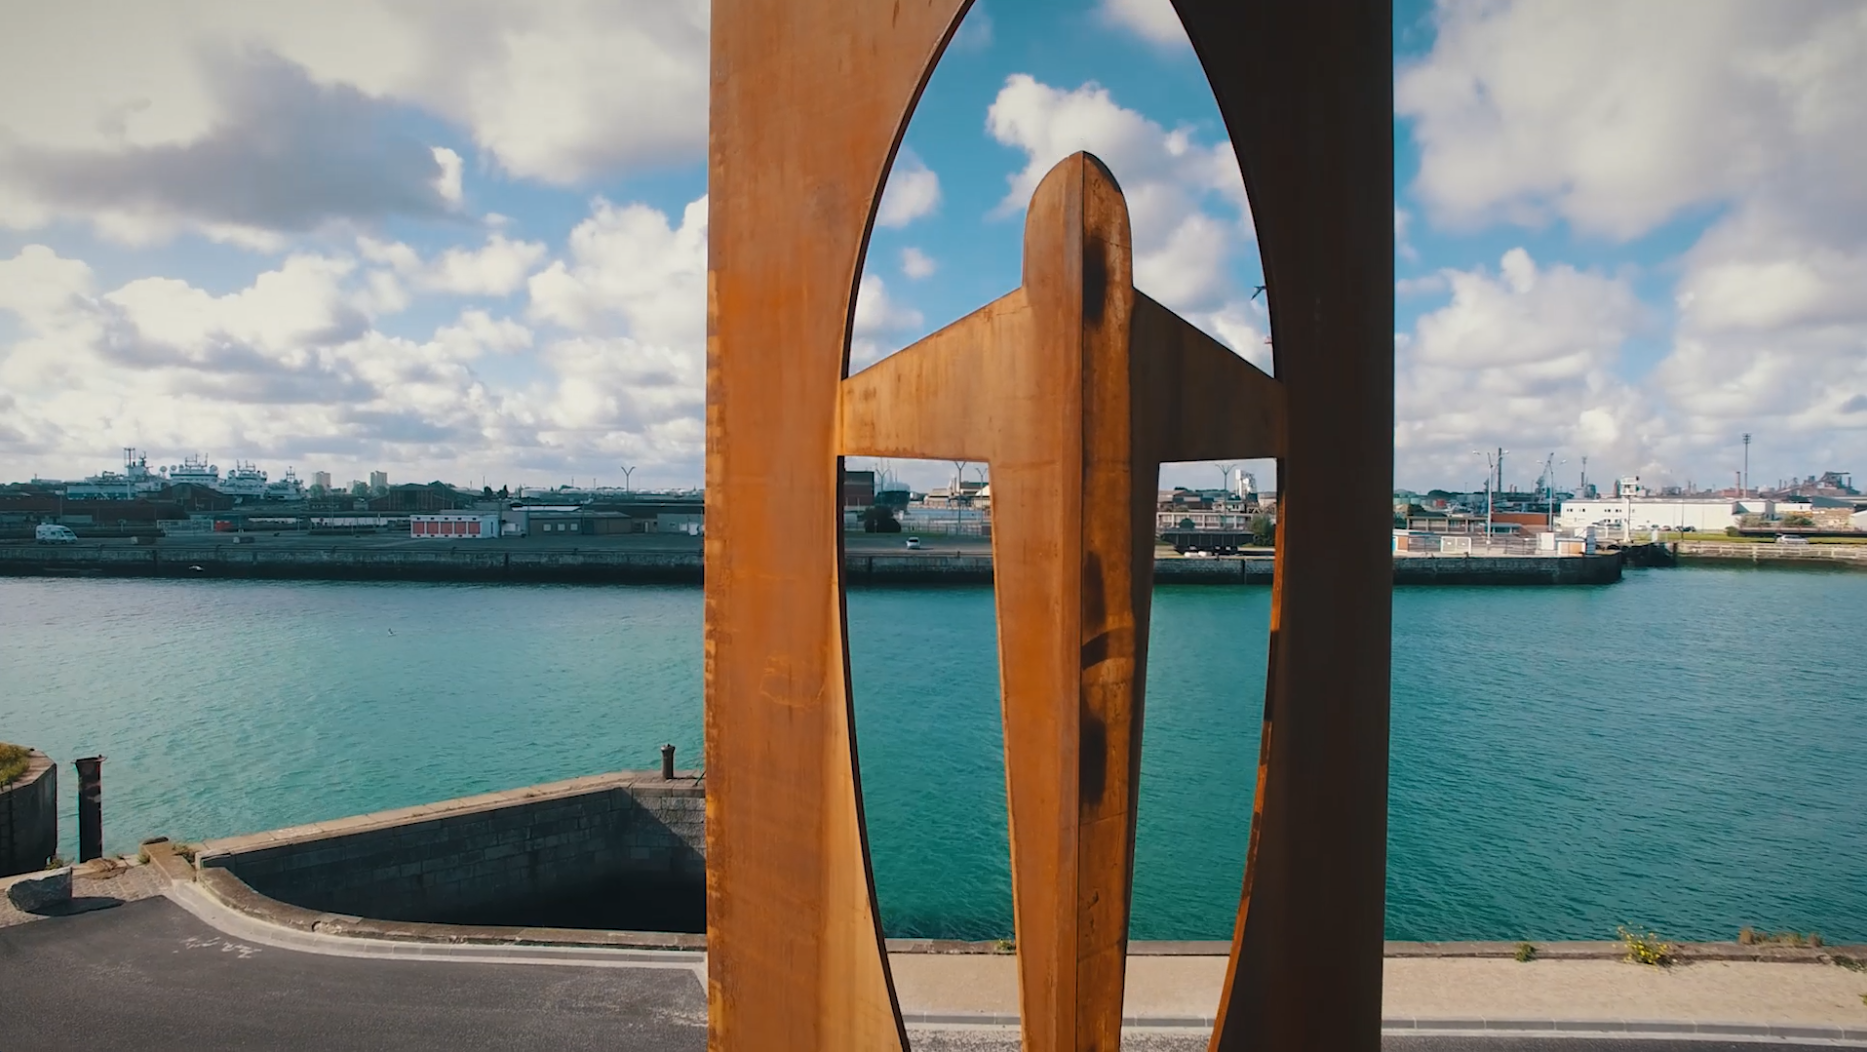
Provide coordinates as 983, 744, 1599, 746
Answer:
2, 568, 1863, 942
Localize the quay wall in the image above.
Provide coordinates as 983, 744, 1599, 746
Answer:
1676, 542, 1867, 570
0, 543, 705, 583
195, 770, 704, 929
0, 543, 1621, 585
1393, 553, 1621, 585
0, 751, 58, 877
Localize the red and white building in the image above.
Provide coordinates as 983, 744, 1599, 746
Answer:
410, 510, 501, 539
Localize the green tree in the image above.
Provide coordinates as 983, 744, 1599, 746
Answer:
1250, 514, 1276, 547
862, 505, 902, 533
1781, 513, 1815, 528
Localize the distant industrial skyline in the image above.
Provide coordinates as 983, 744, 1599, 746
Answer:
9, 445, 1852, 502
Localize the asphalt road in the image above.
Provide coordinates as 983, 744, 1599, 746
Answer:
0, 897, 706, 1052
0, 898, 1849, 1052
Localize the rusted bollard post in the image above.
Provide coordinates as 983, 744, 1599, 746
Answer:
74, 755, 104, 862
661, 743, 676, 780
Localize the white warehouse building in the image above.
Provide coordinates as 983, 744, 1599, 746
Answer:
1558, 497, 1775, 534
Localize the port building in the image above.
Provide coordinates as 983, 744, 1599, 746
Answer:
1557, 497, 1776, 534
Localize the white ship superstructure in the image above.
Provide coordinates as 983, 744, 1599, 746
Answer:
60, 449, 313, 502
263, 469, 305, 501
219, 461, 270, 499
165, 455, 220, 489
64, 449, 173, 500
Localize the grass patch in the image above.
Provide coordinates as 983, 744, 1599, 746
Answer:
1834, 955, 1866, 973
1619, 926, 1674, 967
1514, 941, 1537, 962
0, 742, 32, 788
1739, 926, 1823, 947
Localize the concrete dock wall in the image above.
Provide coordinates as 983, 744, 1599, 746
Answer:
0, 751, 57, 877
1392, 553, 1622, 585
0, 543, 705, 583
195, 770, 703, 929
1677, 542, 1867, 569
0, 543, 1623, 585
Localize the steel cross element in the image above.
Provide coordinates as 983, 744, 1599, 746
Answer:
839, 153, 1283, 1050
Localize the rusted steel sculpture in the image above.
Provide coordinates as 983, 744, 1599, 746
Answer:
705, 2, 1392, 1050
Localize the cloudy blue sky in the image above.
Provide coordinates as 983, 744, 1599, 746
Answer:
1, 0, 1863, 494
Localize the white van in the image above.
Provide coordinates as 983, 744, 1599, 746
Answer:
34, 523, 78, 544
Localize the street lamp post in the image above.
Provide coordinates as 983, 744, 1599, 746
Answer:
1473, 449, 1505, 550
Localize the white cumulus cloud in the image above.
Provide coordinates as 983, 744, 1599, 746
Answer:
1096, 0, 1188, 47
986, 74, 1251, 315
526, 196, 708, 350
1397, 0, 1867, 485
0, 0, 711, 246
1396, 248, 1659, 487
849, 275, 925, 372
877, 151, 943, 229
361, 233, 549, 297
901, 247, 938, 281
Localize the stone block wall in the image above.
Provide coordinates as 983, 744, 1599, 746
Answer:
0, 751, 57, 878
196, 770, 704, 929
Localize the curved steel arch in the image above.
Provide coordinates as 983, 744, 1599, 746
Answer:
704, 3, 1393, 1050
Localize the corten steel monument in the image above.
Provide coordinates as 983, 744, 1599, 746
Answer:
705, 2, 1393, 1050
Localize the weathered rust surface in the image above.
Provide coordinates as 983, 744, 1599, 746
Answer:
705, 1, 971, 1050
841, 154, 1286, 1049
708, 1, 1392, 1050
1171, 4, 1397, 1052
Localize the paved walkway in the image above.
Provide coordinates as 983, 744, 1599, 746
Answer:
2, 876, 1863, 1050
890, 952, 1867, 1032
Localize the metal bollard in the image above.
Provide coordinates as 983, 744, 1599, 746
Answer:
74, 755, 105, 862
661, 743, 676, 780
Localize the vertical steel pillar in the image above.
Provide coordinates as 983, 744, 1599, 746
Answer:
74, 755, 104, 863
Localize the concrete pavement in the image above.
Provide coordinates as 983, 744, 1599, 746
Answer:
888, 952, 1867, 1035
4, 891, 1865, 1051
